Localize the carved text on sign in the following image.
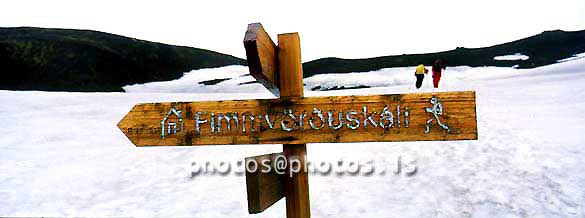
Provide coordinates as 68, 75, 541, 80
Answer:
168, 105, 411, 136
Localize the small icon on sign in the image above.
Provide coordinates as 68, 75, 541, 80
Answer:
161, 107, 183, 139
425, 96, 450, 133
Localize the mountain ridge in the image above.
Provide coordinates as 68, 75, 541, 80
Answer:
0, 27, 246, 91
1, 27, 583, 92
302, 29, 585, 77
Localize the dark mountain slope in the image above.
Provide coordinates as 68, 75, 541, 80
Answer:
302, 30, 585, 77
1, 27, 583, 91
0, 27, 246, 91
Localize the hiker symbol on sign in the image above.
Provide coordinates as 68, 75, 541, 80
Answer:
425, 96, 450, 133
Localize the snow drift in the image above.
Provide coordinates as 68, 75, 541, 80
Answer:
1, 59, 585, 217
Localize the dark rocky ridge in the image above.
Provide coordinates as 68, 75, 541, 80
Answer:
302, 30, 585, 77
0, 27, 246, 91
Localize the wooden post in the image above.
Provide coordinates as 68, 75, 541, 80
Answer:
278, 33, 304, 98
278, 33, 311, 218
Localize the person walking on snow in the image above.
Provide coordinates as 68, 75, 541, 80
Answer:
432, 59, 446, 88
414, 64, 428, 89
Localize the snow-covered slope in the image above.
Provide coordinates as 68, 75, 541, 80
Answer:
1, 59, 585, 217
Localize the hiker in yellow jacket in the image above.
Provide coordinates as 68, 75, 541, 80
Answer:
414, 64, 428, 89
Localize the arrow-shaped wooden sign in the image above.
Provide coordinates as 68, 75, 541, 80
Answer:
117, 91, 477, 146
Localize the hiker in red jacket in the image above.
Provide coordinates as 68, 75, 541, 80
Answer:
432, 59, 446, 88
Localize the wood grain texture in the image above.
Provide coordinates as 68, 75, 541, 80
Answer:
245, 153, 285, 214
277, 33, 304, 98
117, 91, 477, 146
283, 144, 309, 218
278, 33, 311, 218
244, 23, 279, 96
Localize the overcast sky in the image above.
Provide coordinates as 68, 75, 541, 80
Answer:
2, 0, 584, 61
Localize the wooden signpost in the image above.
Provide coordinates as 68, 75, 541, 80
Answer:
117, 23, 478, 218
